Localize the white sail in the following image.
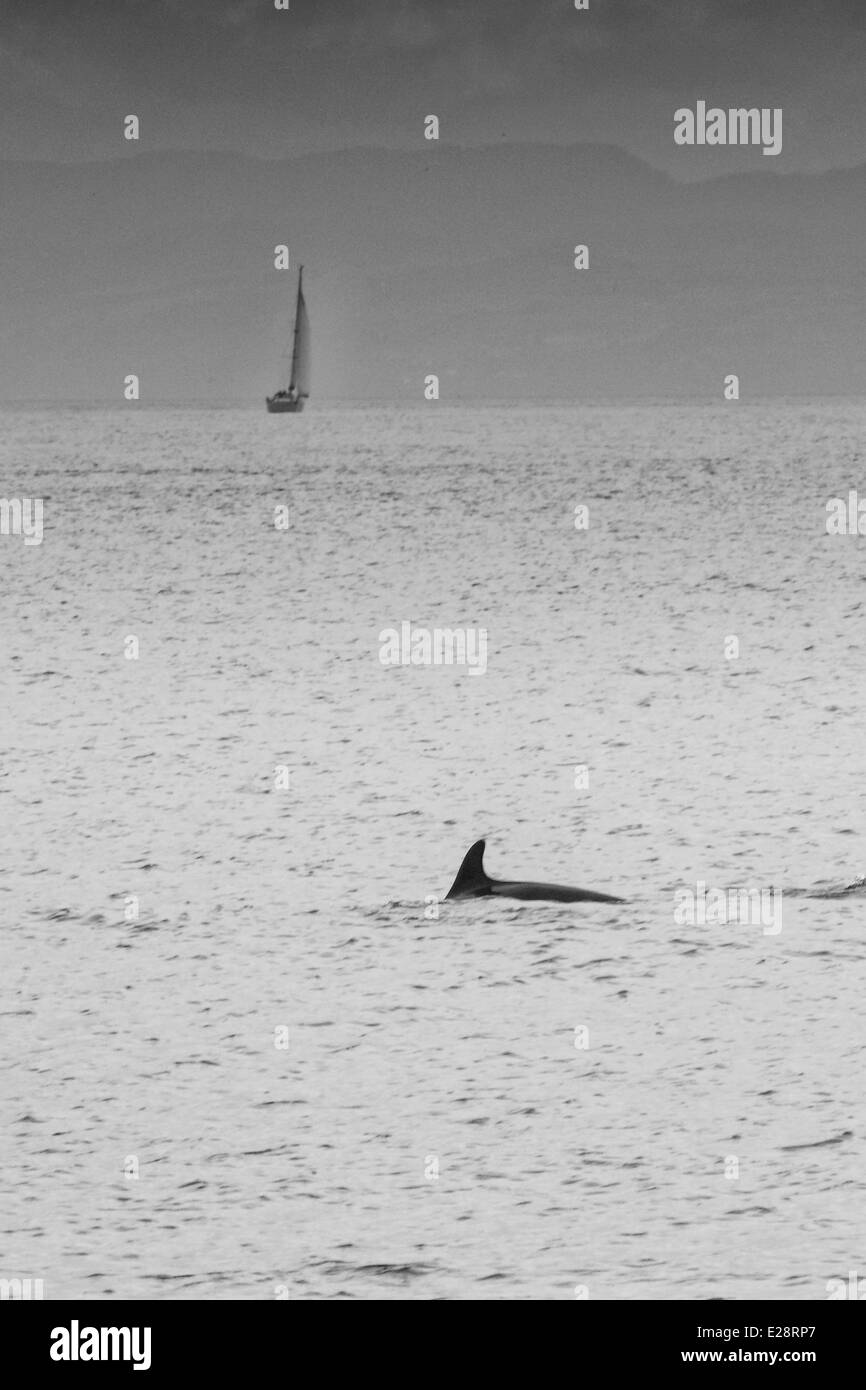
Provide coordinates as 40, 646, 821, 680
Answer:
290, 277, 311, 396
267, 265, 310, 411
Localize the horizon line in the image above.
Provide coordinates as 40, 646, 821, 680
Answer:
2, 394, 864, 411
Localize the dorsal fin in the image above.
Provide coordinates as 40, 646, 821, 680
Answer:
445, 839, 491, 898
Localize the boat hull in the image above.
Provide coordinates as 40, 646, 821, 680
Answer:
266, 395, 305, 413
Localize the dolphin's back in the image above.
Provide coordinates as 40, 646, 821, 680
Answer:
490, 880, 624, 904
444, 839, 624, 904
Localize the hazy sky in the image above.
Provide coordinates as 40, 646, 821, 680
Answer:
2, 0, 864, 176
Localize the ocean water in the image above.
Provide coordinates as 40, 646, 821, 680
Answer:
2, 401, 865, 1301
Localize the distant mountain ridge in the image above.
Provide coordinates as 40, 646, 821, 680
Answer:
1, 145, 863, 402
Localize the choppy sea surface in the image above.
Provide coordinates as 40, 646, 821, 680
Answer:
2, 402, 865, 1301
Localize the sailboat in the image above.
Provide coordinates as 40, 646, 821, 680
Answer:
266, 265, 310, 413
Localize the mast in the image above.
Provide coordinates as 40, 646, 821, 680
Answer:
289, 265, 303, 392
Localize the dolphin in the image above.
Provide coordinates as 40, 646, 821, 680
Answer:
445, 839, 625, 904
